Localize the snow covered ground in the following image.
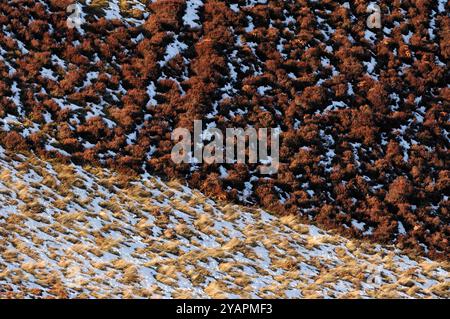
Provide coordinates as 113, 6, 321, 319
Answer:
0, 2, 448, 298
0, 148, 448, 299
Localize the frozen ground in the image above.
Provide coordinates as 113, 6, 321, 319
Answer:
0, 148, 448, 298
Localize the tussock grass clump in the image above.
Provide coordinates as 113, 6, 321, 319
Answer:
0, 152, 448, 299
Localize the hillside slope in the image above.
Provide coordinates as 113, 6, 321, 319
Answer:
0, 148, 448, 298
0, 1, 449, 259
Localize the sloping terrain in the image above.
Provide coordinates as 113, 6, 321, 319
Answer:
0, 148, 449, 299
0, 1, 448, 260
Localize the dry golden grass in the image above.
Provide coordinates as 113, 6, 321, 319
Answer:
0, 151, 448, 299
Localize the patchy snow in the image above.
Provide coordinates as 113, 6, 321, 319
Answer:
183, 0, 204, 28
159, 35, 188, 66
0, 152, 444, 298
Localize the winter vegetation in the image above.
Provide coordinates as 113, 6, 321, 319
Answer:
0, 0, 448, 298
0, 149, 448, 298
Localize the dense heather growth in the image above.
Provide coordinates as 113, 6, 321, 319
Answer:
0, 0, 448, 259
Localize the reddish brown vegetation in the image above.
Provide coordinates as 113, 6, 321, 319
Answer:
0, 0, 448, 259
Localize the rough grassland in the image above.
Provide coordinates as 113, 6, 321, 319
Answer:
1, 1, 448, 258
0, 148, 448, 299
